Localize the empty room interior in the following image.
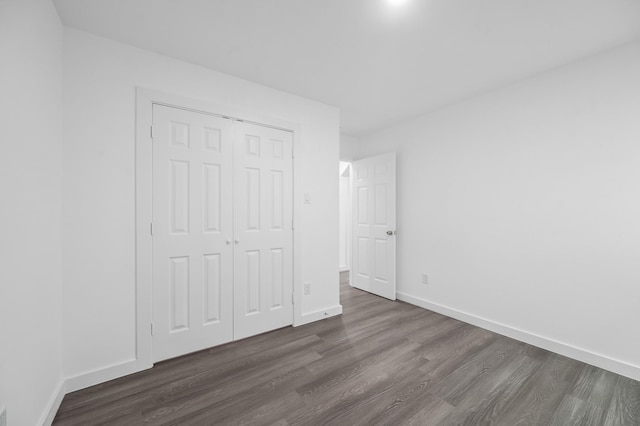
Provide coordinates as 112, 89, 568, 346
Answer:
2, 0, 640, 424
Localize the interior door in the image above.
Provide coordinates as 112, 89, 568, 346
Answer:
351, 153, 396, 300
152, 104, 234, 362
233, 121, 294, 340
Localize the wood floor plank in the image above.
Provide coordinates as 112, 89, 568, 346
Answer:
287, 352, 428, 426
297, 339, 421, 401
405, 315, 466, 344
492, 353, 579, 425
224, 391, 304, 426
603, 376, 640, 425
142, 335, 321, 405
139, 350, 321, 424
443, 349, 543, 424
305, 334, 418, 376
548, 395, 606, 426
402, 392, 456, 426
416, 322, 491, 360
53, 280, 640, 425
429, 336, 526, 406
301, 337, 426, 413
569, 364, 618, 410
367, 381, 451, 424
313, 306, 431, 356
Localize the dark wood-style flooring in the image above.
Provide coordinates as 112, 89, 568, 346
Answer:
54, 273, 640, 425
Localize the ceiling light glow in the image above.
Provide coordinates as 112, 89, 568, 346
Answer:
386, 0, 409, 7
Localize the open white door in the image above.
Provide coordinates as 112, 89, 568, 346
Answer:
351, 153, 396, 300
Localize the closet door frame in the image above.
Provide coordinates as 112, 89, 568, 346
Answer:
135, 88, 301, 369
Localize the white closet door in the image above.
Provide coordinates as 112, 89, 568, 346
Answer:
352, 153, 396, 300
233, 122, 294, 340
152, 104, 234, 362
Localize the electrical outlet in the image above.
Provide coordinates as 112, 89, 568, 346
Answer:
421, 273, 429, 285
304, 282, 311, 295
0, 407, 7, 426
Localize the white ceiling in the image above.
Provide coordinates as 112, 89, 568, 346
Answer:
53, 0, 640, 136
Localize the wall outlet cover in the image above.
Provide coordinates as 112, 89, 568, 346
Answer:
421, 273, 429, 285
304, 282, 311, 295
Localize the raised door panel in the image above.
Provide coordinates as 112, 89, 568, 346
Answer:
170, 160, 190, 234
203, 253, 221, 324
203, 163, 221, 233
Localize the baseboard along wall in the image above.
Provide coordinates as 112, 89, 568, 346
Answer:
396, 291, 640, 382
297, 305, 343, 326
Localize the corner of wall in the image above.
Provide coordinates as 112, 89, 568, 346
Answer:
39, 380, 66, 426
339, 133, 361, 162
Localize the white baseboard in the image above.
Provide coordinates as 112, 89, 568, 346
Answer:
56, 305, 343, 399
64, 359, 151, 394
396, 291, 640, 382
38, 360, 150, 425
296, 305, 343, 326
42, 308, 348, 424
40, 379, 65, 426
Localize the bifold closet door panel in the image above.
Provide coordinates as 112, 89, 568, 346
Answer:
233, 121, 294, 340
152, 105, 234, 362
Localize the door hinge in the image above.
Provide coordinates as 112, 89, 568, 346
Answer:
292, 219, 294, 231
150, 126, 153, 139
151, 323, 153, 335
150, 223, 153, 235
291, 293, 294, 304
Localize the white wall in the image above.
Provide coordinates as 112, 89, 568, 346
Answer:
360, 41, 640, 379
0, 0, 65, 424
62, 28, 340, 382
340, 133, 360, 161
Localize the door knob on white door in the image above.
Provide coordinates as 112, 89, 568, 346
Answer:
235, 240, 240, 244
386, 230, 395, 236
226, 240, 231, 245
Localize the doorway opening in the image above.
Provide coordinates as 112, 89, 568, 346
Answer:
339, 153, 397, 300
339, 161, 352, 287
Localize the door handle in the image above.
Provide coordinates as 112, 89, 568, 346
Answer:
386, 230, 395, 236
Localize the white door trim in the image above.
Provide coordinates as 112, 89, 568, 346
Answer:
135, 87, 302, 367
339, 162, 351, 272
